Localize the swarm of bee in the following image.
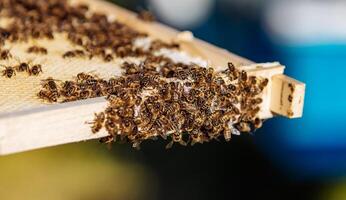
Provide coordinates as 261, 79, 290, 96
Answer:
39, 59, 268, 149
0, 49, 43, 78
0, 0, 269, 149
93, 61, 268, 149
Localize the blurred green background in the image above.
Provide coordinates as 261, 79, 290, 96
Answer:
0, 142, 157, 200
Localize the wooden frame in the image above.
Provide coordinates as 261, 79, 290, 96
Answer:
0, 0, 305, 155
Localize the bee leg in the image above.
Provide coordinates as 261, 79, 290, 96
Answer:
190, 139, 196, 146
132, 142, 141, 150
179, 140, 187, 146
165, 140, 174, 149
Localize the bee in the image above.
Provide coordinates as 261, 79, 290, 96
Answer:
74, 50, 85, 57
240, 70, 248, 82
67, 33, 84, 46
99, 135, 114, 144
122, 62, 140, 75
249, 106, 260, 117
0, 28, 10, 40
176, 69, 188, 80
1, 65, 16, 78
41, 77, 60, 91
0, 49, 11, 60
255, 97, 263, 104
104, 114, 119, 135
61, 81, 78, 97
14, 58, 31, 73
288, 83, 295, 92
226, 62, 239, 80
117, 107, 134, 118
103, 54, 113, 62
237, 122, 251, 133
166, 132, 187, 149
288, 95, 293, 102
79, 89, 93, 99
227, 84, 237, 92
37, 90, 58, 103
223, 124, 232, 142
259, 78, 269, 90
76, 72, 95, 82
88, 112, 106, 134
253, 118, 263, 130
248, 76, 257, 85
29, 64, 43, 76
27, 46, 48, 55
62, 50, 85, 58
190, 130, 208, 145
139, 74, 159, 88
227, 62, 235, 72
121, 118, 135, 135
87, 46, 106, 59
45, 31, 54, 40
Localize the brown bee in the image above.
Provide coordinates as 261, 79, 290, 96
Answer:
99, 135, 114, 144
63, 51, 76, 59
237, 122, 251, 133
288, 95, 293, 102
253, 118, 263, 130
121, 118, 136, 134
37, 90, 58, 103
190, 130, 208, 145
166, 132, 187, 149
223, 125, 232, 142
67, 33, 84, 46
14, 59, 31, 73
226, 62, 239, 80
27, 46, 48, 55
122, 62, 140, 75
75, 50, 85, 57
260, 78, 269, 89
29, 64, 43, 76
41, 77, 60, 91
240, 70, 248, 82
88, 112, 105, 134
227, 62, 235, 72
76, 72, 95, 82
63, 50, 85, 58
0, 49, 11, 60
79, 89, 93, 99
103, 54, 113, 62
61, 81, 78, 97
1, 65, 16, 78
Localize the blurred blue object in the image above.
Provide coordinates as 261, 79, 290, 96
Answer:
258, 1, 346, 179
257, 43, 346, 179
146, 0, 346, 179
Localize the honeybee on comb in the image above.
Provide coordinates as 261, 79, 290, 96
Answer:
27, 46, 48, 55
1, 65, 16, 78
0, 49, 12, 60
29, 64, 43, 76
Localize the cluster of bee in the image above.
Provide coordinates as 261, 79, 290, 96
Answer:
38, 73, 110, 103
0, 0, 178, 63
0, 48, 43, 78
87, 60, 268, 149
1, 0, 269, 149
